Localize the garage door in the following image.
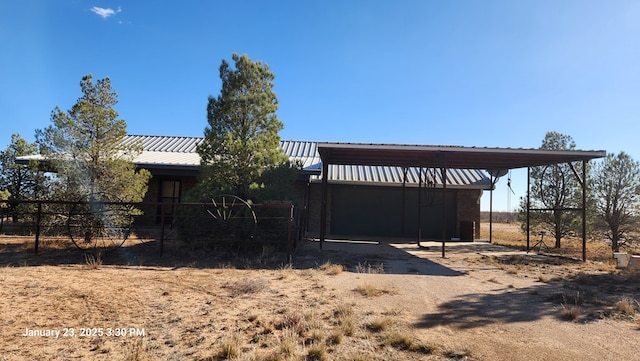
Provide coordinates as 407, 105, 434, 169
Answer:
330, 185, 456, 238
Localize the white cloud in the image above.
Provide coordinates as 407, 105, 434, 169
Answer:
91, 6, 120, 19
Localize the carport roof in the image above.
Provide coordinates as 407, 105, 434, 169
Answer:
317, 142, 606, 170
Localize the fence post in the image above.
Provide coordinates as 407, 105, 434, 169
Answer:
34, 201, 42, 255
287, 204, 294, 255
160, 203, 165, 257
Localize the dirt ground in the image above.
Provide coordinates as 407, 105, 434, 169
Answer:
0, 224, 639, 360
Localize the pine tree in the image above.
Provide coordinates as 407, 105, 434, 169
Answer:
592, 152, 640, 252
36, 74, 150, 204
527, 131, 582, 248
197, 54, 286, 199
0, 134, 40, 221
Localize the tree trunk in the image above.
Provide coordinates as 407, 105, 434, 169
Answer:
610, 222, 620, 252
554, 210, 562, 248
611, 230, 620, 252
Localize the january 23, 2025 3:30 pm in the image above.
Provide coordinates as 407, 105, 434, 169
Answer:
21, 326, 146, 338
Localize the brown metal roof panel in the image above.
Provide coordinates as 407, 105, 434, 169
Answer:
317, 142, 605, 169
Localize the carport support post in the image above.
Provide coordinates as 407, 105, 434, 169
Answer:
582, 160, 587, 262
417, 167, 422, 246
401, 167, 407, 237
489, 173, 494, 243
319, 160, 329, 250
441, 167, 447, 258
526, 167, 531, 251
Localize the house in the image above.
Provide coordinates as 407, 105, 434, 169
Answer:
13, 135, 607, 258
117, 135, 492, 241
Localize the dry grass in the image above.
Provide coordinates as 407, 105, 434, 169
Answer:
2, 231, 639, 360
614, 297, 638, 318
84, 252, 103, 269
318, 261, 344, 275
225, 277, 270, 295
384, 332, 437, 354
480, 222, 640, 262
365, 317, 394, 333
334, 304, 356, 337
561, 305, 581, 321
305, 344, 328, 361
355, 262, 385, 274
443, 348, 474, 360
354, 282, 395, 297
216, 334, 242, 359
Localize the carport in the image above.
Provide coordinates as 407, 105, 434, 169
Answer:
316, 142, 606, 261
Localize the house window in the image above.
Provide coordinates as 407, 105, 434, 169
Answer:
157, 180, 181, 224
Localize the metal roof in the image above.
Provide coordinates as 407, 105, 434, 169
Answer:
315, 165, 489, 188
20, 135, 534, 189
317, 142, 606, 170
121, 135, 203, 153
280, 140, 322, 171
120, 136, 490, 188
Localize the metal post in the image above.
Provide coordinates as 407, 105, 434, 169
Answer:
287, 203, 294, 255
526, 167, 531, 251
401, 167, 407, 237
160, 203, 165, 257
34, 201, 42, 255
489, 173, 494, 243
441, 167, 447, 258
417, 167, 422, 246
319, 160, 329, 250
582, 160, 587, 262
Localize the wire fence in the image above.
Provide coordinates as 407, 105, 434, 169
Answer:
0, 199, 302, 257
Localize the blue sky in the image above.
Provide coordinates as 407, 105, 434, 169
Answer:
2, 1, 639, 211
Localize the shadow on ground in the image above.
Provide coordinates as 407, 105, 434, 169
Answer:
297, 239, 464, 276
415, 270, 640, 329
1, 235, 466, 276
415, 285, 560, 329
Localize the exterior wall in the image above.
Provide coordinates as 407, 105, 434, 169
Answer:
135, 174, 199, 226
134, 171, 484, 241
304, 183, 482, 240
456, 189, 482, 240
304, 182, 331, 238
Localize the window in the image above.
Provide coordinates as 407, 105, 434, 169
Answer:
157, 180, 181, 224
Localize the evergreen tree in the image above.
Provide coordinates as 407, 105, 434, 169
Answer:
527, 131, 583, 248
35, 74, 150, 204
0, 134, 41, 221
592, 152, 640, 252
197, 54, 286, 200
